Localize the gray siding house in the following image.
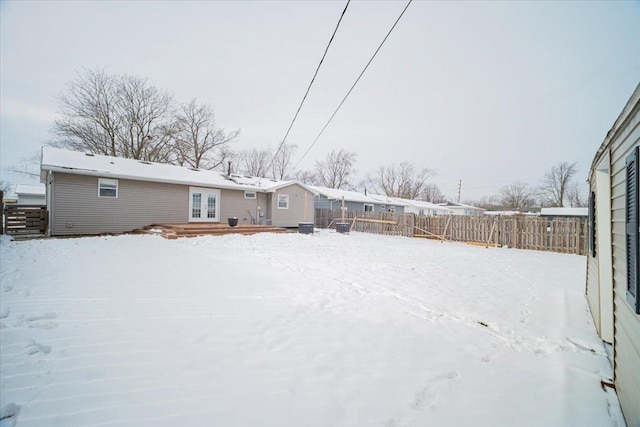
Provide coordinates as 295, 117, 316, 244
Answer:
40, 147, 316, 236
311, 186, 406, 214
585, 83, 639, 427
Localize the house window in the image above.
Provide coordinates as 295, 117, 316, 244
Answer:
625, 146, 639, 314
277, 194, 289, 209
98, 178, 118, 198
244, 191, 257, 199
364, 204, 374, 212
419, 209, 425, 216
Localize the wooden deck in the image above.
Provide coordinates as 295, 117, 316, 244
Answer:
133, 223, 293, 239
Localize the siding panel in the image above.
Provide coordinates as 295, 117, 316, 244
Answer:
609, 112, 640, 426
271, 184, 314, 227
219, 189, 262, 226
52, 173, 188, 235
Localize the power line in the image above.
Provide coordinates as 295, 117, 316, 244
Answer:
265, 0, 351, 174
293, 0, 413, 170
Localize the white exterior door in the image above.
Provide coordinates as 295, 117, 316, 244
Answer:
189, 187, 220, 222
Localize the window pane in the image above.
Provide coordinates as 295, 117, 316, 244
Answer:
98, 179, 118, 198
207, 195, 216, 218
192, 194, 201, 218
278, 194, 289, 209
100, 188, 117, 197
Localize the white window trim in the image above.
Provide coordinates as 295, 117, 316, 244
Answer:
244, 191, 257, 199
363, 203, 374, 212
98, 178, 118, 198
277, 194, 289, 209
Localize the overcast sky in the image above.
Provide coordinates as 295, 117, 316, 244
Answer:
1, 0, 639, 200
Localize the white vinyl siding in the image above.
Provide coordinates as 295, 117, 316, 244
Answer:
609, 99, 640, 426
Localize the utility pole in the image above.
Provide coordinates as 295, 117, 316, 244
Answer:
457, 179, 462, 203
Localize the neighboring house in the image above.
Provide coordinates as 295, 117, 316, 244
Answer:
391, 198, 451, 216
585, 83, 639, 427
40, 147, 316, 236
438, 201, 485, 216
311, 186, 406, 213
15, 183, 46, 205
539, 207, 588, 218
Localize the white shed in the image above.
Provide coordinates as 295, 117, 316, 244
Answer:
585, 83, 639, 426
15, 184, 46, 205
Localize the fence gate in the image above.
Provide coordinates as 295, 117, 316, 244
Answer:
3, 205, 48, 236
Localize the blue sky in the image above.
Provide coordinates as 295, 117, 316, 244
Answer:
1, 0, 639, 200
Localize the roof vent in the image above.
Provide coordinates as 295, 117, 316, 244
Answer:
85, 153, 95, 157
189, 167, 200, 172
139, 161, 152, 165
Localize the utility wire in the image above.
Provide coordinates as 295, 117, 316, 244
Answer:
293, 0, 413, 170
265, 0, 351, 174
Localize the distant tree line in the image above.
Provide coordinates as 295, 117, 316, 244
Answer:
464, 162, 587, 209
45, 69, 586, 208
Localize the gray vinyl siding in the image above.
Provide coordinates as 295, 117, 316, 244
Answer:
51, 173, 188, 235
314, 195, 404, 213
219, 189, 264, 226
610, 102, 640, 426
271, 184, 314, 227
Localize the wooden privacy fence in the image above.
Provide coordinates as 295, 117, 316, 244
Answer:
315, 209, 588, 255
414, 215, 588, 255
314, 209, 414, 237
3, 205, 48, 236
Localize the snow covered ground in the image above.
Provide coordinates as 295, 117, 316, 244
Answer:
0, 231, 625, 427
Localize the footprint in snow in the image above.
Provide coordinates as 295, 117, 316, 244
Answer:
24, 341, 52, 356
25, 312, 58, 329
0, 403, 20, 427
412, 371, 460, 411
0, 308, 9, 319
386, 371, 460, 427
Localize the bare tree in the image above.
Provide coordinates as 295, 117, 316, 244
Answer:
270, 143, 297, 180
539, 161, 578, 207
237, 147, 272, 177
173, 99, 239, 170
499, 181, 536, 209
369, 161, 435, 199
0, 180, 12, 195
314, 149, 357, 189
293, 169, 318, 186
567, 182, 587, 207
52, 69, 175, 162
7, 152, 40, 179
421, 183, 446, 203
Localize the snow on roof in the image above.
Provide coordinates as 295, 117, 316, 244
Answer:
310, 186, 406, 206
15, 183, 46, 196
439, 201, 486, 211
484, 210, 539, 216
540, 207, 588, 217
391, 198, 451, 211
40, 147, 309, 193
